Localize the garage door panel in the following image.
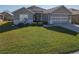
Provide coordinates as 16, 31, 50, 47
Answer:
50, 15, 69, 24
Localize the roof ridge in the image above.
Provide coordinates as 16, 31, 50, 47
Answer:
27, 5, 46, 10
12, 7, 34, 13
12, 7, 26, 13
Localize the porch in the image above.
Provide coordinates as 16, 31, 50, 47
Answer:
33, 13, 43, 22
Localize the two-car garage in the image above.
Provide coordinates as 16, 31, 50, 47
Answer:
48, 6, 72, 25
49, 14, 71, 24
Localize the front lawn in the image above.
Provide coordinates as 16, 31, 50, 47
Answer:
0, 22, 79, 53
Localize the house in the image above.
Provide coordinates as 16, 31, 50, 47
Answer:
69, 8, 79, 24
12, 5, 79, 25
1, 11, 13, 21
0, 11, 13, 22
0, 14, 4, 22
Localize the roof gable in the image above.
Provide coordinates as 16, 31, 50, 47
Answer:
27, 6, 46, 13
70, 8, 79, 11
47, 5, 72, 15
12, 7, 33, 14
69, 8, 79, 15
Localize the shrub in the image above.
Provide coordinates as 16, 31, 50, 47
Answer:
32, 21, 43, 26
43, 21, 48, 25
31, 22, 37, 26
38, 21, 43, 26
16, 23, 25, 27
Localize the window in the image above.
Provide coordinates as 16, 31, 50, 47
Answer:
20, 14, 28, 21
0, 15, 3, 19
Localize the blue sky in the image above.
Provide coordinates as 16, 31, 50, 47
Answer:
0, 5, 79, 12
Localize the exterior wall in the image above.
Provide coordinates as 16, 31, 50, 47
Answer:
72, 15, 79, 24
0, 15, 4, 22
13, 8, 34, 25
2, 13, 13, 21
20, 14, 33, 24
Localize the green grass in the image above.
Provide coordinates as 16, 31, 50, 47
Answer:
0, 22, 79, 53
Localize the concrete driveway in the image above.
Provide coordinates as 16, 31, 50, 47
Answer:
71, 51, 79, 54
56, 23, 79, 32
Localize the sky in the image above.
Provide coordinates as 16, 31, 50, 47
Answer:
0, 5, 79, 12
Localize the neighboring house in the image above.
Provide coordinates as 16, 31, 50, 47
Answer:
1, 11, 13, 21
0, 14, 4, 22
12, 5, 79, 25
69, 8, 79, 24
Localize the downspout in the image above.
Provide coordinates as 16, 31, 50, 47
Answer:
3, 15, 4, 21
69, 15, 72, 24
41, 13, 42, 21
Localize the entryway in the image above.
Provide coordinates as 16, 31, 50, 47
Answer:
33, 13, 42, 22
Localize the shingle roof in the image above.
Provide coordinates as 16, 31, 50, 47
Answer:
69, 8, 79, 15
1, 11, 14, 16
44, 5, 72, 14
44, 5, 64, 13
12, 5, 79, 15
12, 7, 34, 14
46, 6, 79, 15
27, 6, 46, 13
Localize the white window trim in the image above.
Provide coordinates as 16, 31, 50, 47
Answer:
20, 14, 29, 22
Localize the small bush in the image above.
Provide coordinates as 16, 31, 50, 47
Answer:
43, 21, 48, 25
31, 22, 37, 26
32, 21, 43, 26
38, 21, 43, 26
16, 23, 25, 27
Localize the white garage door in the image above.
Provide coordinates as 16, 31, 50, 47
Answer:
50, 14, 69, 24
